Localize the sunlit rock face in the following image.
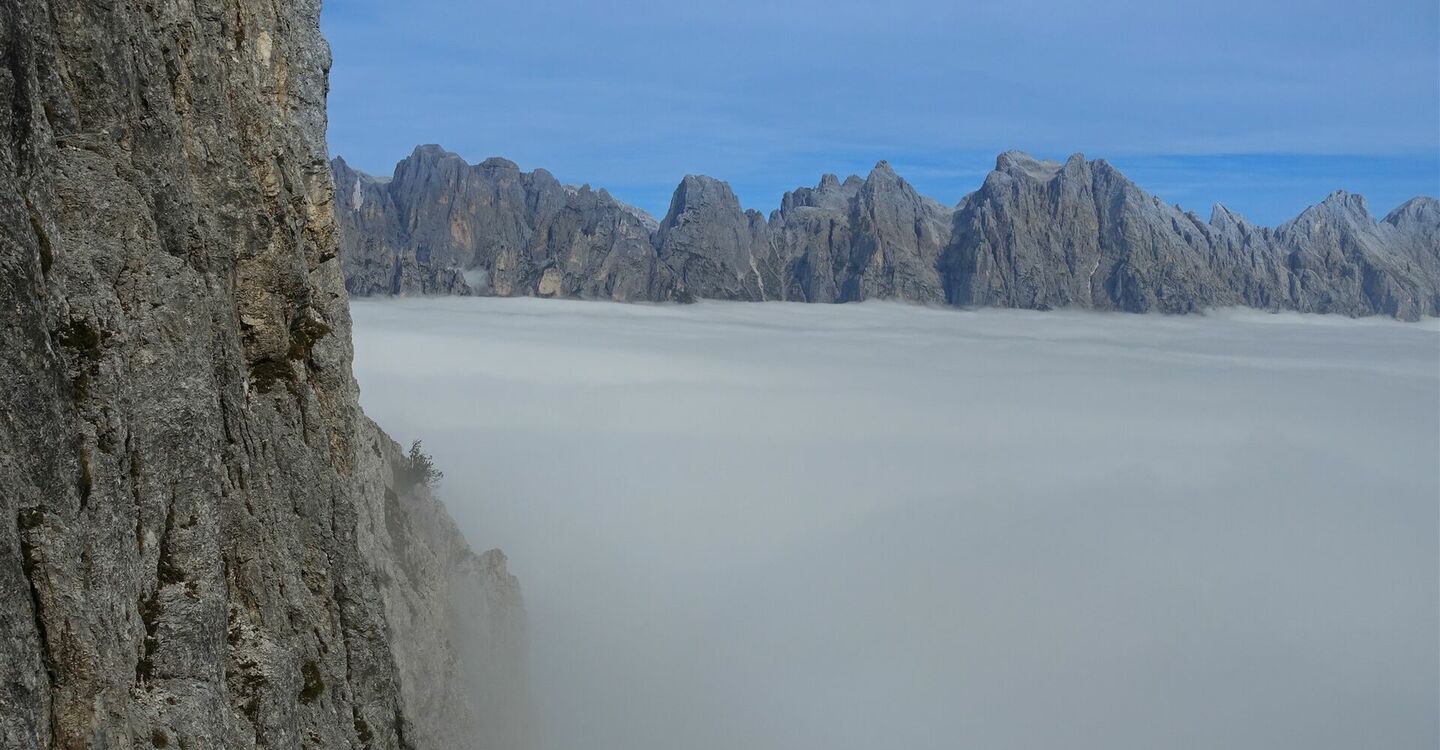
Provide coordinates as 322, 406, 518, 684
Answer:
334, 150, 1439, 319
0, 1, 524, 748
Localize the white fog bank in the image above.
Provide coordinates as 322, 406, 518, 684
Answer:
351, 298, 1439, 750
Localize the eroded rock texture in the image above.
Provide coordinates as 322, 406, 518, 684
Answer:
333, 146, 675, 301
944, 152, 1440, 317
335, 149, 1440, 319
770, 161, 952, 303
0, 1, 524, 748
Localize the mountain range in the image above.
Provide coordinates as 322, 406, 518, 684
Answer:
333, 146, 1440, 319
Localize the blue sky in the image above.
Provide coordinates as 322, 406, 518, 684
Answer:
322, 0, 1439, 226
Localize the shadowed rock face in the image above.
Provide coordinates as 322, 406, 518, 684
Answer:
336, 148, 1440, 319
1, 1, 524, 748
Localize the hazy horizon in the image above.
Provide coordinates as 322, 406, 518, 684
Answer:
352, 298, 1439, 750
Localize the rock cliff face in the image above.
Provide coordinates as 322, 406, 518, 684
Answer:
771, 161, 953, 304
1, 1, 523, 748
335, 148, 1440, 319
654, 175, 772, 301
944, 152, 1440, 317
333, 146, 675, 301
362, 423, 531, 750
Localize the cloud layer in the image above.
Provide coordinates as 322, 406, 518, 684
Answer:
352, 298, 1439, 750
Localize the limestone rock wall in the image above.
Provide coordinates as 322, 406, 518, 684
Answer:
333, 146, 675, 302
0, 1, 525, 748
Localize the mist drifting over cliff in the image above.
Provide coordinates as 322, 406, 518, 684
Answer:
351, 298, 1438, 750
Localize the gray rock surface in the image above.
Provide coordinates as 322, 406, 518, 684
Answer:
333, 145, 676, 301
945, 157, 1440, 318
336, 148, 1440, 319
1, 1, 525, 748
655, 175, 773, 301
334, 157, 472, 298
770, 161, 951, 303
945, 152, 1227, 312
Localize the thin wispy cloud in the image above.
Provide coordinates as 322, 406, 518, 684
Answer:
323, 0, 1438, 224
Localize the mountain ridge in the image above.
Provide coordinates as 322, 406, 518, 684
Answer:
332, 146, 1440, 319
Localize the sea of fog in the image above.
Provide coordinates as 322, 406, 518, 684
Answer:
351, 297, 1439, 750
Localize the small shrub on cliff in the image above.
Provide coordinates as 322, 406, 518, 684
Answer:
396, 440, 443, 491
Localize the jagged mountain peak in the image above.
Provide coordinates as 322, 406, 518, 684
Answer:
994, 150, 1065, 181
331, 157, 389, 187
1320, 189, 1371, 211
677, 173, 733, 190
780, 171, 862, 213
1209, 203, 1259, 232
1384, 195, 1440, 227
480, 156, 521, 170
864, 159, 905, 182
1281, 189, 1377, 233
664, 174, 742, 223
861, 159, 922, 196
398, 147, 521, 178
1086, 156, 1126, 177
987, 151, 1110, 191
561, 181, 648, 221
410, 142, 463, 162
